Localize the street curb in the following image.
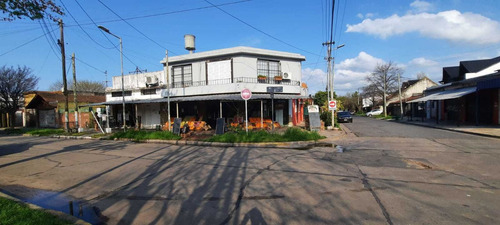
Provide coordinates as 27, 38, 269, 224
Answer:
21, 134, 334, 150
113, 138, 333, 150
0, 192, 91, 225
393, 120, 500, 139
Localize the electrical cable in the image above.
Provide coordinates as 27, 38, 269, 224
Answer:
38, 21, 61, 60
97, 0, 178, 55
0, 30, 55, 57
60, 0, 116, 49
204, 0, 322, 57
329, 0, 335, 43
72, 0, 138, 67
75, 58, 106, 74
66, 0, 252, 27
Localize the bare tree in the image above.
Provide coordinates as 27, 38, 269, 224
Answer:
416, 72, 427, 79
0, 0, 64, 21
362, 84, 381, 109
366, 61, 403, 116
0, 65, 39, 127
49, 80, 106, 93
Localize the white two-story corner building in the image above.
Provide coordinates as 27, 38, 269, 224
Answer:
103, 46, 309, 130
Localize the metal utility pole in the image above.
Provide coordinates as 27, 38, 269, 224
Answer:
165, 50, 171, 131
72, 53, 79, 130
398, 73, 403, 118
59, 19, 69, 131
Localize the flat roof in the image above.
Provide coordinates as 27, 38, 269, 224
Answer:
161, 46, 306, 64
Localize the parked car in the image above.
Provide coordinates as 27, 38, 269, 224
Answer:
337, 111, 353, 123
366, 109, 383, 117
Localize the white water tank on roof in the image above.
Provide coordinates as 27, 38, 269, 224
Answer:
184, 34, 196, 53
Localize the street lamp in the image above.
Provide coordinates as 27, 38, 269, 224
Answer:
98, 25, 126, 132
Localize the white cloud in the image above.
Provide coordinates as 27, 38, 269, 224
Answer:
410, 0, 433, 13
409, 57, 439, 67
404, 57, 442, 81
356, 13, 374, 19
330, 52, 385, 94
337, 51, 384, 71
302, 68, 327, 94
346, 10, 500, 45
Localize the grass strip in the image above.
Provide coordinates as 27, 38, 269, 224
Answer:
205, 127, 325, 143
0, 197, 72, 225
110, 130, 182, 141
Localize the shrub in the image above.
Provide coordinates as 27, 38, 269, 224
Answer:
205, 127, 325, 143
110, 130, 181, 141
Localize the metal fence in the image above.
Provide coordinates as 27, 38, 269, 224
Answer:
170, 77, 300, 89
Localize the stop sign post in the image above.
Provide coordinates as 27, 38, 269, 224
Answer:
241, 88, 252, 133
329, 100, 337, 110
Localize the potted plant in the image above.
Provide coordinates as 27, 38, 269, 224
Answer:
274, 75, 283, 83
257, 75, 267, 83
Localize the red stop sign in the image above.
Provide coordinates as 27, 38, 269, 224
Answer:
329, 100, 336, 109
241, 88, 252, 100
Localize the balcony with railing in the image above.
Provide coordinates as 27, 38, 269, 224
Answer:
170, 77, 300, 88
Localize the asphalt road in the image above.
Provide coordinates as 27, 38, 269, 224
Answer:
0, 120, 499, 224
343, 116, 476, 139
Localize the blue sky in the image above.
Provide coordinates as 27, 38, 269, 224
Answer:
1, 0, 500, 95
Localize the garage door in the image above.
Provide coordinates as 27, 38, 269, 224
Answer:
39, 109, 56, 127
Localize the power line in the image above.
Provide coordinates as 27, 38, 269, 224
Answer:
97, 0, 178, 55
0, 28, 56, 57
329, 0, 335, 43
72, 0, 138, 67
65, 0, 252, 27
60, 0, 115, 49
333, 0, 341, 43
336, 0, 348, 45
75, 58, 106, 74
204, 0, 322, 57
38, 21, 61, 60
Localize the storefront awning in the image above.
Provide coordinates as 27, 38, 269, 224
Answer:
80, 94, 308, 106
408, 87, 477, 103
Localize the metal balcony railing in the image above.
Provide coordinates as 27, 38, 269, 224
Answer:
170, 77, 300, 88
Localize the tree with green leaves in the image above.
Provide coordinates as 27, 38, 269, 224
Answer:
0, 65, 39, 127
0, 0, 64, 21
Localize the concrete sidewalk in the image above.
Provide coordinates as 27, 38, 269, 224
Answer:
396, 118, 500, 138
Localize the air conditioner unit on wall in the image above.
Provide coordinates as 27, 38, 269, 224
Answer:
282, 72, 291, 80
145, 76, 159, 87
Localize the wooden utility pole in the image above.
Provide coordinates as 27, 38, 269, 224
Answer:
72, 53, 79, 130
59, 19, 69, 131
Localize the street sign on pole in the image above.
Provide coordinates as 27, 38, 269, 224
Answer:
241, 88, 252, 134
329, 100, 337, 110
266, 86, 282, 132
266, 86, 283, 93
241, 88, 252, 100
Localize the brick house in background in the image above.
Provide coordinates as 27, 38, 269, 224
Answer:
24, 91, 105, 128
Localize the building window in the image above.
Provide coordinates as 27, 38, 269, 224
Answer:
257, 59, 280, 77
141, 89, 156, 95
111, 91, 132, 97
172, 64, 192, 87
